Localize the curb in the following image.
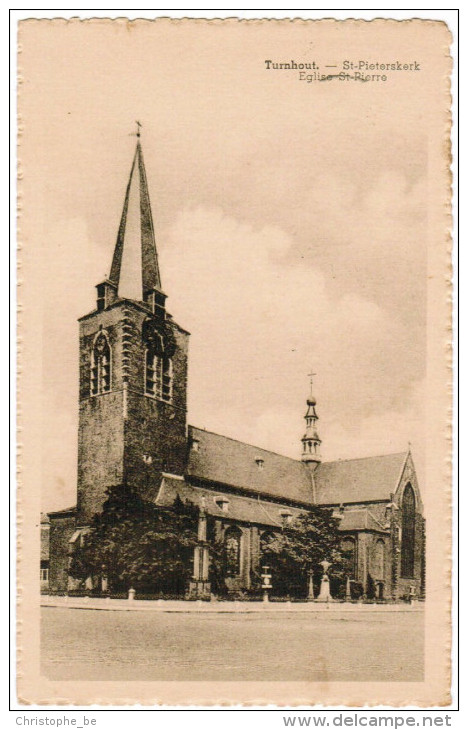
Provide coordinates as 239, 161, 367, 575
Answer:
41, 600, 424, 615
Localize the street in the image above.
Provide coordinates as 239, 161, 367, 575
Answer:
41, 607, 424, 682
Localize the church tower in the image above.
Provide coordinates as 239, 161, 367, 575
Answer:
76, 133, 189, 523
301, 373, 321, 471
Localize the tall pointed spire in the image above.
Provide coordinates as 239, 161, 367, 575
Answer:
109, 134, 162, 297
301, 372, 322, 470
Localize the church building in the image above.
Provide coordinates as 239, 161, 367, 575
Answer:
47, 137, 425, 601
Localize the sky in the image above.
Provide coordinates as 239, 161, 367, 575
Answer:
17, 20, 430, 511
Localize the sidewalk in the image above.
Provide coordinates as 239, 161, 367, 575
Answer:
41, 595, 423, 613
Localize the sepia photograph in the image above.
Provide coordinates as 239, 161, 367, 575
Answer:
17, 16, 452, 707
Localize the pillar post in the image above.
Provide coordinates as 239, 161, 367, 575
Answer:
201, 547, 209, 580
192, 546, 200, 580
188, 498, 211, 599
198, 507, 207, 542
345, 576, 352, 601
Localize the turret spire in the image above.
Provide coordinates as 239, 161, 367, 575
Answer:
301, 371, 322, 470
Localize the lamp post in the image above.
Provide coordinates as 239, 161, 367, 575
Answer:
261, 565, 272, 603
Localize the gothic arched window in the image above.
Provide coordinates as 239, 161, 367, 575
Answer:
145, 349, 163, 397
145, 350, 173, 403
224, 526, 242, 576
162, 357, 173, 402
374, 539, 385, 580
341, 537, 356, 580
91, 333, 111, 395
401, 484, 416, 578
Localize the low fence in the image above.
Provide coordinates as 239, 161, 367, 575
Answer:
45, 589, 422, 605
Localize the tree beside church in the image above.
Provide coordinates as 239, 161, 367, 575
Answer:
255, 508, 345, 598
68, 487, 199, 595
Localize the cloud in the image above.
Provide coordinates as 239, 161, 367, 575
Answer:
160, 206, 423, 469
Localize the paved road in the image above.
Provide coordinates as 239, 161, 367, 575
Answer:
41, 607, 424, 682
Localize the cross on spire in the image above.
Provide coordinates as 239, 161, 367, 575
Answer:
308, 370, 316, 398
129, 121, 142, 138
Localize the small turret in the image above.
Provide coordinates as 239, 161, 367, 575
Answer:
301, 371, 322, 471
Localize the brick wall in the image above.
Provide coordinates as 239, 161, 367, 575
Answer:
77, 305, 126, 521
121, 304, 189, 495
76, 299, 189, 521
77, 392, 125, 522
48, 514, 76, 594
340, 500, 425, 599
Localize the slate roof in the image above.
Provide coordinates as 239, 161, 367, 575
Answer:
157, 476, 307, 528
314, 452, 407, 505
44, 443, 407, 525
338, 508, 388, 533
187, 426, 315, 504
187, 426, 408, 507
157, 476, 391, 533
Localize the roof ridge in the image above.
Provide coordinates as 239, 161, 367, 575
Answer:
321, 451, 407, 466
189, 425, 305, 465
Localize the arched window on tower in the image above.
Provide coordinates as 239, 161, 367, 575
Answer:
143, 323, 173, 402
401, 483, 416, 578
162, 357, 173, 402
91, 333, 111, 395
224, 526, 242, 576
145, 346, 172, 403
145, 348, 163, 397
